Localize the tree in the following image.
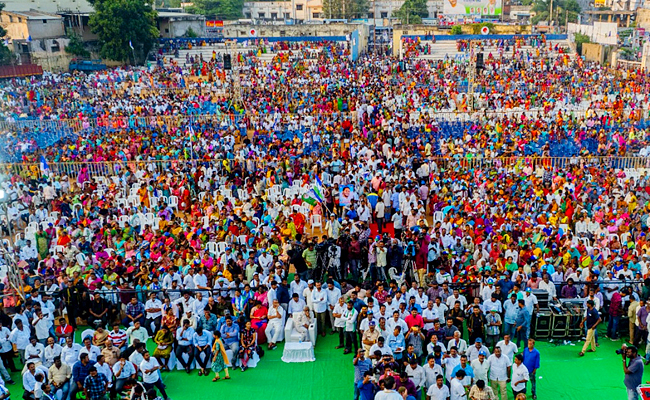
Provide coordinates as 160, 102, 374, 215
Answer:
471, 22, 495, 34
187, 0, 244, 20
65, 30, 90, 58
0, 3, 14, 65
531, 0, 580, 26
574, 32, 589, 55
393, 0, 428, 24
87, 0, 158, 64
451, 25, 463, 34
319, 0, 368, 19
322, 0, 344, 19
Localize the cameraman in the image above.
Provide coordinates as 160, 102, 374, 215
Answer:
622, 345, 643, 400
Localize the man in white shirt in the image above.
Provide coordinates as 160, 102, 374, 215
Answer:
24, 337, 45, 370
60, 337, 82, 367
450, 370, 467, 400
423, 354, 444, 388
470, 351, 489, 384
264, 299, 285, 350
510, 354, 529, 397
290, 276, 308, 300
144, 292, 163, 336
140, 351, 169, 399
426, 374, 450, 400
422, 301, 440, 331
79, 338, 101, 363
287, 294, 306, 317
332, 297, 348, 349
487, 346, 511, 400
311, 282, 328, 337
9, 320, 30, 364
405, 358, 426, 395
443, 348, 461, 382
495, 335, 518, 361
32, 309, 53, 344
326, 281, 342, 332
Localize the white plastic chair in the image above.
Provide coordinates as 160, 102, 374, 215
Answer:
169, 195, 179, 211
433, 211, 444, 223
310, 214, 323, 234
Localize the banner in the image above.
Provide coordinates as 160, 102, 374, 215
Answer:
339, 185, 355, 206
206, 20, 224, 28
443, 0, 502, 15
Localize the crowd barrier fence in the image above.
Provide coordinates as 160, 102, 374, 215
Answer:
2, 156, 650, 180
0, 105, 644, 134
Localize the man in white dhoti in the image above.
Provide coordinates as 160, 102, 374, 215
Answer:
265, 299, 285, 350
293, 307, 313, 342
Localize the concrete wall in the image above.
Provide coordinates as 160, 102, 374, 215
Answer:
243, 0, 323, 21
26, 18, 65, 39
224, 22, 367, 39
392, 24, 532, 55
582, 42, 604, 63
159, 19, 206, 38
638, 8, 650, 30
567, 21, 617, 45
1, 13, 65, 40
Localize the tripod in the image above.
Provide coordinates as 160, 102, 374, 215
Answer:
403, 257, 417, 286
316, 251, 329, 282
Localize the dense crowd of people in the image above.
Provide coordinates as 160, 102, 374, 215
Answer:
0, 38, 649, 400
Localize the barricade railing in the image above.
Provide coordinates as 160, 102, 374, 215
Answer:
1, 105, 644, 134
2, 156, 650, 180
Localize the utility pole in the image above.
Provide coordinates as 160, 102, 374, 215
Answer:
228, 41, 244, 110
549, 0, 553, 30
467, 40, 476, 112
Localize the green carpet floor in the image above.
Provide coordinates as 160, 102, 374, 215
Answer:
7, 329, 650, 400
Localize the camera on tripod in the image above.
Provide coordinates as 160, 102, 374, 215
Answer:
404, 241, 417, 259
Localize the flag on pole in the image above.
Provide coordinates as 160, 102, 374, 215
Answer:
313, 176, 325, 202
129, 40, 134, 50
39, 155, 49, 176
301, 195, 317, 206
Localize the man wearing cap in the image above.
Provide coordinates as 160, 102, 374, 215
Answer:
466, 339, 490, 362
362, 321, 380, 354
353, 348, 372, 400
303, 280, 315, 311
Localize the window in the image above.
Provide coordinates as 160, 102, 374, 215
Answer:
245, 12, 252, 18
313, 12, 320, 18
284, 12, 290, 19
380, 12, 388, 18
51, 42, 60, 52
165, 28, 169, 33
271, 12, 277, 19
296, 4, 303, 10
258, 12, 265, 18
280, 30, 286, 36
8, 16, 13, 22
42, 19, 48, 23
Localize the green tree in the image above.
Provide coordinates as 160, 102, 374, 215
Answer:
65, 30, 90, 58
574, 32, 589, 54
471, 22, 495, 34
531, 0, 580, 26
322, 0, 344, 19
393, 0, 428, 24
0, 3, 14, 65
187, 0, 244, 20
451, 25, 463, 34
88, 0, 158, 64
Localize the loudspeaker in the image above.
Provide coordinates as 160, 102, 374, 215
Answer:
551, 312, 568, 338
476, 53, 484, 69
533, 312, 551, 339
223, 54, 232, 70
